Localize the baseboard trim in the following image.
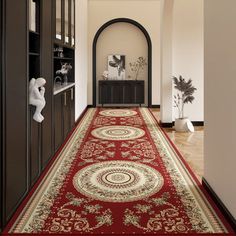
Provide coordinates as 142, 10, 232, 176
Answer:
202, 178, 236, 232
172, 121, 204, 127
74, 106, 90, 126
87, 104, 94, 108
150, 105, 160, 108
160, 122, 173, 128
192, 121, 204, 126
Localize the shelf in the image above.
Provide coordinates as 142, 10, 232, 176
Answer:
54, 42, 74, 50
29, 52, 40, 56
53, 82, 75, 95
54, 56, 73, 60
29, 30, 40, 36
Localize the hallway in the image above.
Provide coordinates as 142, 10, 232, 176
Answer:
1, 0, 236, 233
4, 108, 233, 234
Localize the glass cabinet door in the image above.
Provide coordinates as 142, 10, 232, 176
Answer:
64, 0, 69, 44
71, 0, 75, 47
29, 0, 38, 32
55, 0, 62, 40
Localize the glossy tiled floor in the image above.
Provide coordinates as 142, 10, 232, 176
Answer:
151, 109, 204, 181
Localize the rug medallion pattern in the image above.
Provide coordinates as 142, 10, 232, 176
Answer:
73, 160, 164, 202
99, 109, 137, 117
7, 108, 232, 234
91, 125, 145, 141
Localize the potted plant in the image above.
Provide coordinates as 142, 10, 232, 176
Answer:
173, 75, 197, 132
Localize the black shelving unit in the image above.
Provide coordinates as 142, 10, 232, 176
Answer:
54, 0, 75, 48
53, 0, 75, 152
54, 56, 73, 60
53, 43, 75, 84
28, 0, 41, 189
0, 0, 28, 230
29, 1, 40, 79
0, 0, 75, 231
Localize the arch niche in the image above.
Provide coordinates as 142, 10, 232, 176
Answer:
92, 18, 152, 107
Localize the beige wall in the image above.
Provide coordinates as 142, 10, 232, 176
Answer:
88, 0, 161, 105
172, 0, 204, 121
204, 0, 236, 218
160, 0, 173, 123
96, 22, 148, 105
75, 0, 88, 119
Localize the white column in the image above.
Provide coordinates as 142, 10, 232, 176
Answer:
75, 0, 88, 120
160, 0, 174, 124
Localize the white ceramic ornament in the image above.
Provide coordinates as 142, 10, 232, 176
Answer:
29, 77, 46, 123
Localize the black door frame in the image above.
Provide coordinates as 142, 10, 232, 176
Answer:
92, 18, 152, 107
0, 0, 3, 231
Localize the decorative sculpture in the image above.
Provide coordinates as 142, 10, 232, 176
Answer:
29, 77, 46, 123
102, 70, 109, 80
56, 62, 72, 85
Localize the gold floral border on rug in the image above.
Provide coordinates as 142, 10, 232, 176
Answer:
10, 109, 97, 233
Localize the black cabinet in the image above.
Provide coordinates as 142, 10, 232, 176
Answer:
70, 88, 75, 130
29, 108, 41, 187
99, 80, 144, 106
54, 93, 63, 151
28, 0, 41, 188
1, 0, 28, 228
54, 86, 75, 152
54, 0, 75, 47
41, 0, 53, 168
28, 0, 53, 176
63, 90, 71, 138
0, 1, 76, 231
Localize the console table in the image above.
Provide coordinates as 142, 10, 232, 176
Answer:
99, 80, 144, 106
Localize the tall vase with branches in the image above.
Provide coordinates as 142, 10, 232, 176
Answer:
173, 75, 197, 119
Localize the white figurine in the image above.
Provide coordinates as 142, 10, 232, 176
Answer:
29, 78, 46, 123
102, 70, 109, 80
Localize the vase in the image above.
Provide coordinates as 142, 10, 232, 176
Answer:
63, 74, 68, 85
174, 118, 189, 132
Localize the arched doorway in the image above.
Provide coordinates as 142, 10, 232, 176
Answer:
92, 18, 152, 107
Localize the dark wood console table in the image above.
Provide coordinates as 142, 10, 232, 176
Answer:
99, 80, 144, 106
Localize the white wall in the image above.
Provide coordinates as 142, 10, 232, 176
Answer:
76, 0, 204, 122
75, 0, 88, 119
172, 0, 204, 121
96, 23, 148, 105
160, 0, 173, 123
88, 0, 161, 106
204, 0, 236, 218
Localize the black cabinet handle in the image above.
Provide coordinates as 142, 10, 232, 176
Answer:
64, 92, 67, 106
71, 88, 74, 100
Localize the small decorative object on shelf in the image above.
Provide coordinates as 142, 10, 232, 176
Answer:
29, 77, 46, 123
54, 47, 64, 58
173, 75, 197, 132
56, 62, 72, 85
102, 70, 109, 80
129, 56, 147, 80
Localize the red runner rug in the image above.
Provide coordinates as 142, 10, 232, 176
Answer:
4, 108, 234, 235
